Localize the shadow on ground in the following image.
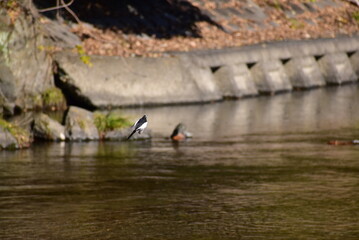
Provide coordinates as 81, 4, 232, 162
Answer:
33, 0, 223, 38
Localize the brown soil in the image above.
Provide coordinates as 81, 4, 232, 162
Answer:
69, 0, 359, 57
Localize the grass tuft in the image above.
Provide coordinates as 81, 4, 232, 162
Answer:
94, 112, 132, 133
41, 87, 66, 111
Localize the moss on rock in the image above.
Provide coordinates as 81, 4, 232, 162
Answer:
41, 87, 67, 111
0, 118, 32, 149
94, 112, 132, 139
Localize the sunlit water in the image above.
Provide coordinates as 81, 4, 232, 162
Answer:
1, 85, 359, 239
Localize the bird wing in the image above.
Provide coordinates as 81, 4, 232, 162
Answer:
134, 116, 147, 130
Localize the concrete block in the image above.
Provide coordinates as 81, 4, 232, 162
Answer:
349, 51, 359, 77
317, 52, 358, 84
55, 53, 221, 108
186, 36, 359, 69
284, 56, 326, 89
250, 60, 292, 94
212, 64, 258, 98
179, 55, 222, 102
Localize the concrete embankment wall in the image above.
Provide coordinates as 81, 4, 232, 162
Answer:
186, 36, 359, 95
55, 36, 359, 108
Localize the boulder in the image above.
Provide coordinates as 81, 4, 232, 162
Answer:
65, 106, 99, 141
0, 118, 32, 150
0, 126, 18, 149
0, 7, 54, 111
33, 113, 65, 141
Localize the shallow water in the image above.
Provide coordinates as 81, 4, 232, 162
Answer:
1, 85, 359, 239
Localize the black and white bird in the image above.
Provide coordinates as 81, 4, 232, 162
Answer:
127, 115, 148, 140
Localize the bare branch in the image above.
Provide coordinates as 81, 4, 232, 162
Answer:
60, 0, 82, 24
36, 0, 81, 25
56, 0, 60, 20
37, 0, 74, 13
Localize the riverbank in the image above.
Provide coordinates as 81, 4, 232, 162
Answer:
35, 0, 359, 108
1, 0, 359, 111
1, 0, 359, 149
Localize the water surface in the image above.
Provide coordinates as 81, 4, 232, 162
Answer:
1, 85, 359, 239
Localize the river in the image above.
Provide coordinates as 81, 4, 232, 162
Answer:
1, 85, 359, 239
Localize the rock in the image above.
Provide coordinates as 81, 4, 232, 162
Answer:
170, 123, 192, 141
93, 111, 151, 141
0, 126, 18, 149
42, 20, 81, 48
0, 89, 15, 116
0, 7, 54, 111
65, 106, 99, 141
33, 113, 65, 141
40, 87, 67, 111
0, 118, 32, 150
105, 127, 151, 141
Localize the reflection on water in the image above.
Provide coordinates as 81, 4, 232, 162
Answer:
1, 85, 359, 239
118, 85, 359, 139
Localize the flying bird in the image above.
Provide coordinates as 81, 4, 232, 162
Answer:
127, 115, 148, 140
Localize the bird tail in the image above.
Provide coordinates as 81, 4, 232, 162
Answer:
127, 129, 136, 140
